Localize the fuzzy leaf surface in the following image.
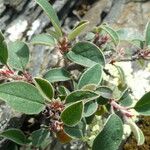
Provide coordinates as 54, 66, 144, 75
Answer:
8, 41, 29, 71
67, 42, 105, 67
36, 0, 62, 37
0, 82, 45, 114
61, 101, 83, 126
92, 114, 123, 150
44, 68, 70, 82
78, 64, 103, 89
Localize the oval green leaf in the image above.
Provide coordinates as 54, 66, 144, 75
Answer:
43, 68, 70, 82
78, 64, 103, 89
31, 34, 56, 46
134, 91, 150, 116
0, 31, 8, 64
68, 20, 89, 41
34, 77, 54, 101
8, 41, 30, 71
65, 90, 99, 103
96, 86, 113, 99
0, 82, 45, 114
82, 84, 97, 91
31, 128, 50, 147
67, 42, 105, 67
64, 120, 86, 139
119, 88, 133, 107
36, 0, 62, 37
0, 129, 29, 145
61, 101, 84, 126
92, 114, 123, 150
84, 100, 98, 117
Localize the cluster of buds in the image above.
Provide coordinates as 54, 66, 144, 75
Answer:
0, 68, 33, 83
93, 33, 109, 47
58, 37, 70, 54
43, 99, 65, 133
117, 48, 125, 58
138, 49, 150, 60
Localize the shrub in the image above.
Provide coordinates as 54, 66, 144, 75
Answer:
0, 0, 150, 149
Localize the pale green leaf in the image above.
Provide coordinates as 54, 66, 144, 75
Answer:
8, 41, 30, 71
64, 120, 86, 139
31, 34, 56, 46
145, 21, 150, 46
98, 25, 119, 46
127, 119, 145, 145
68, 20, 89, 41
78, 64, 103, 89
31, 128, 50, 147
44, 68, 70, 82
96, 86, 113, 99
36, 0, 62, 37
61, 101, 84, 126
0, 82, 45, 114
34, 77, 54, 101
65, 90, 99, 103
84, 100, 98, 117
67, 42, 105, 67
92, 114, 123, 150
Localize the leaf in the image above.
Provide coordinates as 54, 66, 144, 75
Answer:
127, 119, 145, 145
64, 120, 86, 139
0, 31, 8, 64
114, 65, 126, 88
119, 88, 133, 107
58, 86, 70, 101
98, 25, 119, 46
145, 21, 150, 46
68, 20, 89, 41
0, 129, 29, 145
34, 77, 54, 101
47, 29, 60, 40
85, 32, 95, 41
31, 34, 56, 46
0, 82, 45, 114
84, 100, 98, 117
96, 86, 113, 99
36, 0, 62, 37
131, 39, 144, 49
43, 68, 70, 82
31, 128, 49, 147
134, 91, 150, 115
8, 41, 30, 71
92, 114, 123, 150
78, 64, 103, 89
65, 90, 99, 103
58, 86, 70, 96
61, 101, 84, 126
97, 97, 109, 105
67, 42, 105, 67
82, 84, 97, 91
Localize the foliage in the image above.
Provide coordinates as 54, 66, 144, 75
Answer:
0, 0, 150, 149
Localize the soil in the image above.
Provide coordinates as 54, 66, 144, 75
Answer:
124, 116, 150, 150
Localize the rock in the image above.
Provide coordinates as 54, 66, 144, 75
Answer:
82, 0, 113, 33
